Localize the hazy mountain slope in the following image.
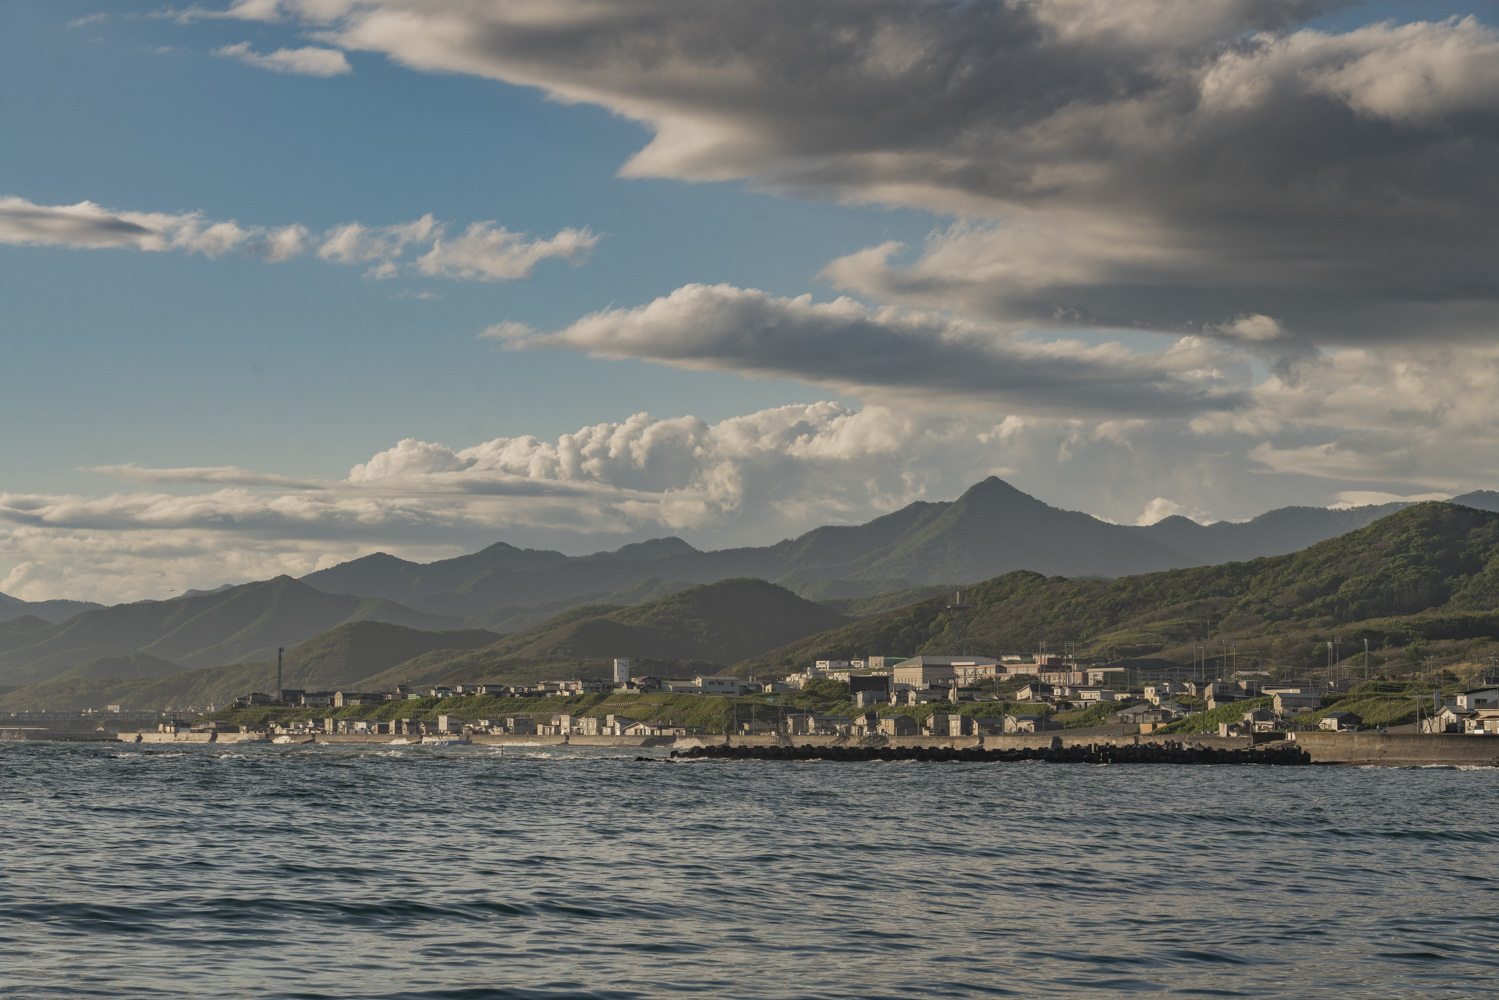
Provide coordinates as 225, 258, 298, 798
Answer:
738, 502, 1499, 676
463, 578, 698, 632
0, 621, 503, 713
0, 593, 103, 625
0, 578, 463, 687
355, 578, 852, 690
1453, 490, 1499, 513
1132, 503, 1409, 565
296, 476, 1498, 618
51, 653, 185, 682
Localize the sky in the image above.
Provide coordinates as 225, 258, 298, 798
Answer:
2, 0, 1498, 604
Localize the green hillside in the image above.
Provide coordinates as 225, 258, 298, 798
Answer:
0, 621, 500, 712
355, 578, 851, 690
738, 503, 1499, 676
0, 577, 464, 687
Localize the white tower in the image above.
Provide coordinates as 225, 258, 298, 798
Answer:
613, 658, 631, 684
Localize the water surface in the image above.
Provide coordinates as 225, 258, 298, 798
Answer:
2, 743, 1495, 998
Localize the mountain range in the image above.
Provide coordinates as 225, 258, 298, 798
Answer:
298, 479, 1499, 617
739, 501, 1499, 678
4, 478, 1499, 709
0, 579, 845, 711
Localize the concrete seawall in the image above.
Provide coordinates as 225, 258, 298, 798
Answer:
1290, 731, 1499, 766
103, 730, 1499, 765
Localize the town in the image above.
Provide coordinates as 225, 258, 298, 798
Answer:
83, 650, 1498, 745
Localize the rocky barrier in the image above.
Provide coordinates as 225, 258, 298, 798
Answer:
671, 740, 1312, 765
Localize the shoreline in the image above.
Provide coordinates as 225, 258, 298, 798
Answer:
41, 729, 1497, 767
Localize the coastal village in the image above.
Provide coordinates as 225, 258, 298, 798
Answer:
34, 650, 1489, 747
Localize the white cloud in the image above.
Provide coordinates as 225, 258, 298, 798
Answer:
512, 282, 1248, 418
415, 223, 598, 282
85, 464, 321, 489
214, 40, 352, 76
1135, 497, 1210, 526
1329, 490, 1452, 509
195, 1, 1499, 350
0, 403, 1018, 602
0, 196, 592, 282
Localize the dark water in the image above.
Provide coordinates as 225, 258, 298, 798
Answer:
2, 744, 1497, 999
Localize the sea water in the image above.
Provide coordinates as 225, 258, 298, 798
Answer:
1, 743, 1496, 999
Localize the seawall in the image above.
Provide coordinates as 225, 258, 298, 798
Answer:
1289, 731, 1499, 766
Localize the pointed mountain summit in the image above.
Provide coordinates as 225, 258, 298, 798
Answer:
838, 477, 1192, 582
297, 475, 1498, 615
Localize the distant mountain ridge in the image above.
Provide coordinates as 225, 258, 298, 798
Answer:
0, 576, 468, 688
301, 479, 1499, 616
0, 592, 103, 626
0, 580, 845, 711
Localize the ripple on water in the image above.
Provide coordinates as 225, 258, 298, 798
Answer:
2, 743, 1498, 999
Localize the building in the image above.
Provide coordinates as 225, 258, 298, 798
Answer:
696, 675, 746, 696
1456, 688, 1499, 711
892, 656, 997, 689
1319, 711, 1362, 732
613, 658, 631, 684
1014, 682, 1056, 703
1241, 708, 1280, 732
924, 712, 975, 737
1273, 691, 1322, 715
877, 714, 919, 737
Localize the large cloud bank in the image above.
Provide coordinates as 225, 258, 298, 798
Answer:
208, 0, 1499, 346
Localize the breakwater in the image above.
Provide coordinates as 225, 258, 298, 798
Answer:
672, 740, 1312, 765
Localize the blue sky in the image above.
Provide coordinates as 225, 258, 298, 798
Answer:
2, 0, 1498, 601
0, 2, 933, 486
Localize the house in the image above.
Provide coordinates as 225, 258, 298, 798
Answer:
1144, 682, 1186, 705
810, 715, 854, 735
621, 720, 659, 737
877, 715, 919, 737
1241, 708, 1280, 732
1111, 704, 1175, 725
333, 691, 383, 708
1273, 691, 1322, 715
1075, 688, 1120, 704
924, 713, 975, 737
1319, 711, 1362, 732
1456, 688, 1499, 711
973, 716, 1009, 736
697, 675, 747, 696
1464, 708, 1499, 735
1015, 682, 1055, 703
852, 711, 882, 736
1003, 713, 1043, 733
506, 715, 536, 735
662, 678, 702, 694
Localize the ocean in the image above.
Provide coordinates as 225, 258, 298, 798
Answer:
1, 742, 1496, 999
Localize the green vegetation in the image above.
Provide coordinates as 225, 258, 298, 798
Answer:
1157, 697, 1273, 735
741, 504, 1499, 678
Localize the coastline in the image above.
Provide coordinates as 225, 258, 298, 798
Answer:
71, 729, 1499, 767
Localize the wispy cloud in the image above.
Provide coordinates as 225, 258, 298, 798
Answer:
0, 196, 596, 282
214, 41, 351, 76
85, 464, 322, 490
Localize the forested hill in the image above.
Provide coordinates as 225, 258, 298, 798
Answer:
737, 503, 1499, 676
